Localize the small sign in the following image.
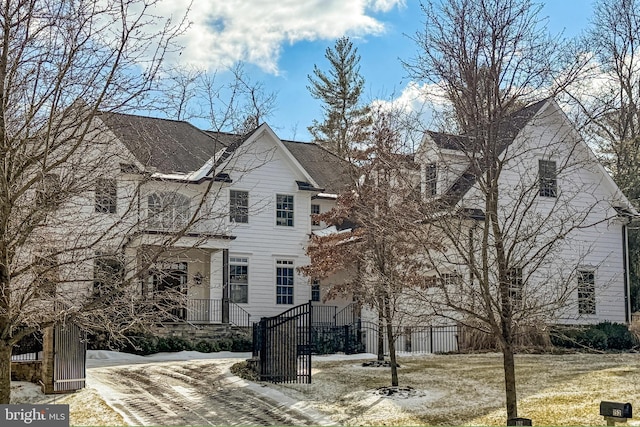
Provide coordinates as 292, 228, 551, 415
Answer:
1, 404, 69, 427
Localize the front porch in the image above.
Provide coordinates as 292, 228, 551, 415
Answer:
171, 298, 252, 327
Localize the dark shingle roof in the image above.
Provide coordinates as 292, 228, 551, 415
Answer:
430, 99, 550, 205
101, 112, 352, 191
281, 140, 352, 194
428, 99, 548, 152
99, 112, 239, 174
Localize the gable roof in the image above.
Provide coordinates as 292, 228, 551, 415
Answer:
281, 140, 352, 194
100, 111, 353, 192
427, 99, 549, 153
427, 99, 550, 205
98, 112, 239, 174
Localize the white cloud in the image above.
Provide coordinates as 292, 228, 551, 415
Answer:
372, 81, 449, 119
153, 0, 404, 74
368, 0, 406, 12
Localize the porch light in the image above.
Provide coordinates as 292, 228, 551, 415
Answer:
194, 272, 203, 285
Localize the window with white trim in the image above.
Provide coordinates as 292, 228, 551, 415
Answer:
93, 253, 124, 301
35, 252, 58, 297
230, 190, 249, 223
276, 194, 294, 227
311, 204, 320, 226
440, 273, 461, 287
148, 192, 190, 230
578, 269, 596, 315
276, 260, 294, 304
37, 173, 61, 207
539, 160, 557, 197
425, 163, 437, 196
311, 279, 320, 302
230, 257, 249, 303
95, 178, 117, 213
507, 267, 523, 306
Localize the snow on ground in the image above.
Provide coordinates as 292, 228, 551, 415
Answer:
13, 351, 640, 426
86, 349, 253, 367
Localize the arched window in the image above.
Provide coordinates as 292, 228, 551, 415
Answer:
147, 192, 191, 230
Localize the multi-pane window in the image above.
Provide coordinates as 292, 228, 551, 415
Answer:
507, 267, 523, 306
311, 279, 320, 302
230, 257, 249, 303
539, 160, 557, 197
578, 269, 596, 315
93, 254, 124, 300
35, 253, 58, 297
311, 204, 320, 226
95, 178, 117, 213
230, 190, 249, 223
36, 173, 61, 207
425, 163, 437, 196
276, 260, 294, 304
148, 192, 190, 230
276, 194, 294, 227
440, 273, 462, 287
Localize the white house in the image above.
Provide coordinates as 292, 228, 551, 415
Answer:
80, 112, 354, 326
39, 98, 632, 340
411, 98, 636, 325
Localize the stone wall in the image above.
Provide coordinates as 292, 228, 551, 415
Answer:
11, 361, 42, 384
151, 323, 252, 346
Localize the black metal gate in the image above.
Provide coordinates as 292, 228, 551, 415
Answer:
253, 302, 311, 384
53, 322, 86, 392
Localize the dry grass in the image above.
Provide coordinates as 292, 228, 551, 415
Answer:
270, 352, 640, 426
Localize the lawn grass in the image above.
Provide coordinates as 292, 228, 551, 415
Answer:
271, 352, 640, 426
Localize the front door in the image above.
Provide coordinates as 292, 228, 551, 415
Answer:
151, 262, 188, 320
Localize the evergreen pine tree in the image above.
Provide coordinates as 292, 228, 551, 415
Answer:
307, 37, 370, 158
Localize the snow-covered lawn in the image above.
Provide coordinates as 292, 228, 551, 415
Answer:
272, 352, 640, 426
11, 350, 640, 426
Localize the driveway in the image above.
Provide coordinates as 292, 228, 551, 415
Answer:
87, 358, 333, 426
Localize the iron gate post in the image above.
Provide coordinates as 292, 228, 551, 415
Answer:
222, 249, 229, 324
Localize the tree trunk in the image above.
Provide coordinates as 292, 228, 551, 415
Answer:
0, 339, 11, 404
502, 343, 518, 420
385, 318, 398, 386
377, 307, 384, 361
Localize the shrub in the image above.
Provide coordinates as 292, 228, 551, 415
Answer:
579, 328, 608, 350
551, 322, 636, 351
216, 337, 234, 351
194, 340, 215, 353
593, 322, 636, 350
230, 360, 260, 381
155, 336, 193, 353
231, 335, 253, 352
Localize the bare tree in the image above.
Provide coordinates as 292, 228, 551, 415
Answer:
564, 0, 640, 312
301, 106, 434, 387
0, 0, 272, 404
157, 63, 277, 134
402, 0, 611, 420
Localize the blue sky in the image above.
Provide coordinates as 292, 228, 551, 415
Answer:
161, 1, 595, 141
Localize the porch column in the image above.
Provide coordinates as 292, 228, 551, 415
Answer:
222, 249, 229, 324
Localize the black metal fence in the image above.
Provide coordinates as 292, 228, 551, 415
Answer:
252, 302, 460, 385
358, 322, 459, 354
181, 299, 252, 326
253, 302, 312, 384
11, 331, 43, 362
